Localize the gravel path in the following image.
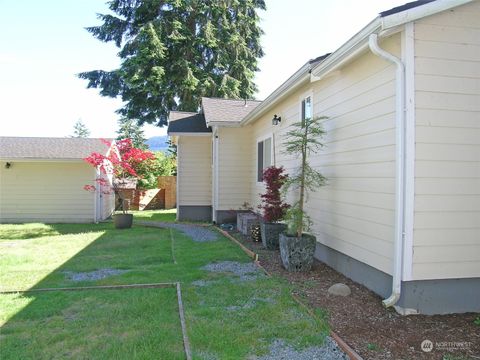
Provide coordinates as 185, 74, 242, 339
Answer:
63, 269, 128, 282
136, 221, 219, 242
201, 261, 265, 281
250, 338, 349, 360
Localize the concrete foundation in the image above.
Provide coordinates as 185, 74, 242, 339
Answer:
314, 242, 480, 315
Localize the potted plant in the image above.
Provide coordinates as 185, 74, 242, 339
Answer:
259, 166, 290, 249
279, 116, 327, 271
83, 138, 155, 229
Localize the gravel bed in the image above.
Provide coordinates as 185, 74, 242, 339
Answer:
63, 269, 129, 282
191, 279, 220, 287
137, 221, 219, 242
226, 297, 274, 311
201, 261, 265, 281
250, 337, 349, 360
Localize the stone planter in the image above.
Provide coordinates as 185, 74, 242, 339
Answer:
260, 222, 287, 250
279, 233, 316, 272
236, 212, 260, 235
114, 213, 133, 229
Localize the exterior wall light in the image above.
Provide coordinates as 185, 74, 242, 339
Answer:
5, 162, 12, 169
272, 114, 281, 126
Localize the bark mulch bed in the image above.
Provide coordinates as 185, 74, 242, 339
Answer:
228, 230, 479, 360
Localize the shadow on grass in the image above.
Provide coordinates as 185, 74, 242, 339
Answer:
0, 220, 248, 359
0, 223, 185, 359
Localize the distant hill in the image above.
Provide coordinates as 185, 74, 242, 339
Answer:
146, 136, 169, 152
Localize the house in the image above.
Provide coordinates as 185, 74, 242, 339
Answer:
169, 0, 480, 315
0, 137, 115, 223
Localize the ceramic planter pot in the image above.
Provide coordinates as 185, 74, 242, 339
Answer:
114, 213, 133, 229
260, 222, 287, 250
279, 233, 316, 272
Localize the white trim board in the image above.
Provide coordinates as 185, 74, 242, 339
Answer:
402, 22, 416, 282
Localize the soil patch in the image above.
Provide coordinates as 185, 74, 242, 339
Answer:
63, 269, 129, 282
229, 229, 480, 360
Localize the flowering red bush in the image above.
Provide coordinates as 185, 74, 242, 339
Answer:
259, 166, 290, 223
83, 138, 155, 212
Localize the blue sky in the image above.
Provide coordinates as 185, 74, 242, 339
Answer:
0, 0, 406, 139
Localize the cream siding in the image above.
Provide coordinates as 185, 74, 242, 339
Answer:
177, 136, 212, 206
250, 34, 401, 275
217, 127, 252, 210
0, 162, 96, 223
412, 1, 480, 280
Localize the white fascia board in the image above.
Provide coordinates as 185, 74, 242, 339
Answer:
240, 65, 311, 126
205, 121, 242, 128
311, 0, 473, 81
167, 132, 212, 137
381, 0, 473, 29
310, 18, 381, 78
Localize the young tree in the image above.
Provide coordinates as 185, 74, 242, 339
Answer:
116, 118, 147, 149
79, 0, 266, 126
83, 138, 155, 213
71, 119, 90, 138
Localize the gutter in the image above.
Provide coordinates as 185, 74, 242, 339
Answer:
368, 33, 406, 309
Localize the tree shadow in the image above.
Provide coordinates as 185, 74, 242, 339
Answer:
0, 223, 187, 359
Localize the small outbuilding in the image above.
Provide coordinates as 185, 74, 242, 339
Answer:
0, 137, 115, 223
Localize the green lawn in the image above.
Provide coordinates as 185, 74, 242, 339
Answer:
0, 214, 329, 359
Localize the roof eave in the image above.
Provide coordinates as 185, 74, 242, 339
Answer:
311, 0, 473, 79
240, 63, 311, 126
167, 132, 212, 136
205, 121, 243, 128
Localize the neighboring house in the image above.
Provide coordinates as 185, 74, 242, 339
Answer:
0, 137, 115, 223
169, 0, 480, 315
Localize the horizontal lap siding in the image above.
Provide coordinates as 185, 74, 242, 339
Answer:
218, 127, 252, 210
250, 35, 400, 275
412, 2, 480, 280
0, 162, 95, 223
177, 136, 212, 206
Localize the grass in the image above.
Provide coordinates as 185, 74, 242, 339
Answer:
131, 209, 177, 222
0, 212, 329, 359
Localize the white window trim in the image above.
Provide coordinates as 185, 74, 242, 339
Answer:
299, 91, 314, 121
256, 133, 273, 184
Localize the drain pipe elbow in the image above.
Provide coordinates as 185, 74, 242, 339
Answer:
368, 33, 406, 309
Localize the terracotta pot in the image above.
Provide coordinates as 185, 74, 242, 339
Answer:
279, 233, 316, 272
114, 213, 133, 229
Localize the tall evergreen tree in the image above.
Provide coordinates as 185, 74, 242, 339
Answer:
71, 119, 90, 138
79, 0, 265, 127
116, 117, 147, 149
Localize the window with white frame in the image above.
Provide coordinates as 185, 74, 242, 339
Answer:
301, 96, 312, 122
257, 137, 272, 182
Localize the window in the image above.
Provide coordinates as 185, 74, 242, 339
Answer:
257, 137, 272, 182
301, 96, 312, 122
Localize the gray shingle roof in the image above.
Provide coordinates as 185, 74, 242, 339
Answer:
0, 137, 112, 160
380, 0, 436, 17
167, 111, 211, 134
202, 97, 262, 124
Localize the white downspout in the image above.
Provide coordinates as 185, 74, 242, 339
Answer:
212, 127, 219, 223
369, 33, 406, 308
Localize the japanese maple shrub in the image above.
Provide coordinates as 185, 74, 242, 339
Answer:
83, 138, 155, 214
258, 166, 290, 250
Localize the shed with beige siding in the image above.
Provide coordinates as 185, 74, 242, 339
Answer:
169, 0, 480, 314
0, 137, 115, 223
